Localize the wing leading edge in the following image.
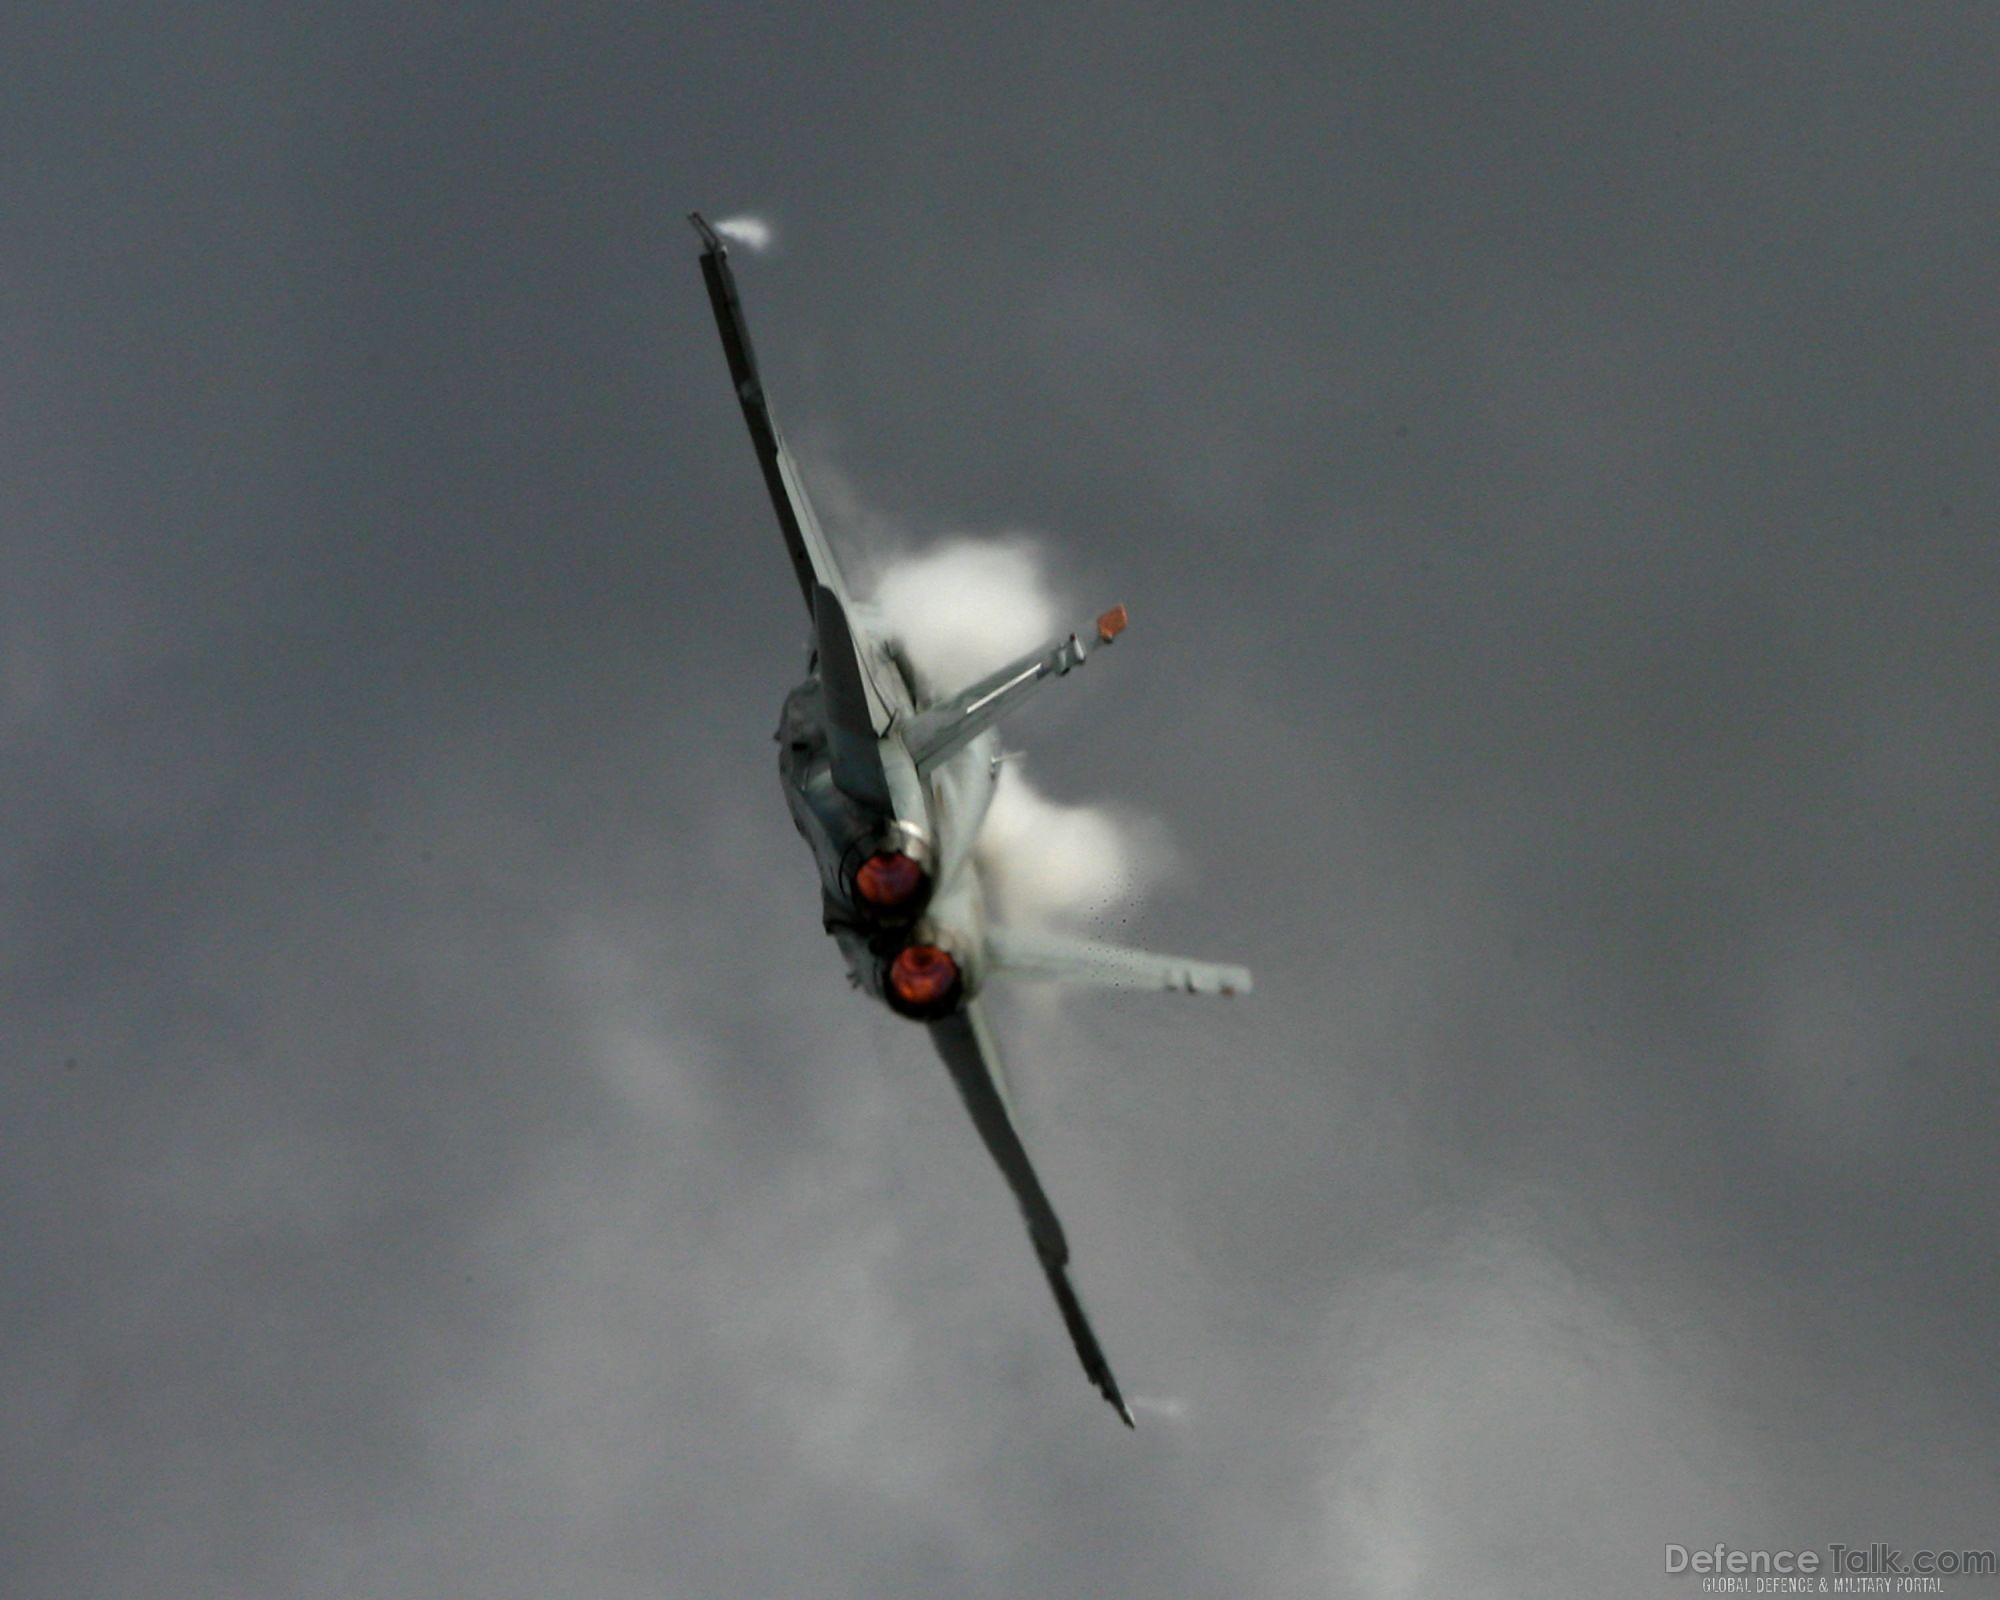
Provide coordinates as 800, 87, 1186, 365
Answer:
927, 1001, 1135, 1427
690, 212, 853, 614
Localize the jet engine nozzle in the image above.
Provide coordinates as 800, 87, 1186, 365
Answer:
885, 944, 962, 1018
853, 850, 930, 915
845, 817, 935, 924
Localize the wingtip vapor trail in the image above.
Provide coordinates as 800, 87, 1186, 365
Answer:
713, 214, 774, 253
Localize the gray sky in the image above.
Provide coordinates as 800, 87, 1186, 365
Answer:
5, 6, 1996, 1597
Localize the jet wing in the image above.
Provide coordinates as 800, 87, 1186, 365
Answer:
927, 1000, 1135, 1426
690, 212, 854, 614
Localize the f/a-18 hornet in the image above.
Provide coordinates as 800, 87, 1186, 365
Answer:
690, 214, 1252, 1426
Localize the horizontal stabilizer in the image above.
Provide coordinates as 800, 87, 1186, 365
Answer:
985, 926, 1252, 997
903, 606, 1129, 775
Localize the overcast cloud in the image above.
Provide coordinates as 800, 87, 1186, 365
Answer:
4, 6, 1996, 1598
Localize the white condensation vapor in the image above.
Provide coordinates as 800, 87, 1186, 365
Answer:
713, 215, 773, 252
870, 538, 1170, 928
869, 538, 1056, 700
974, 766, 1164, 927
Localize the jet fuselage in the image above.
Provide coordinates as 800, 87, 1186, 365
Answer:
776, 650, 1000, 1015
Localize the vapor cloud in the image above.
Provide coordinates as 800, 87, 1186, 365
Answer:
713, 214, 774, 252
870, 538, 1170, 927
972, 766, 1166, 927
868, 538, 1056, 701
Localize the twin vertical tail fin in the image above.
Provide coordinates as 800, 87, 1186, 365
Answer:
904, 599, 1254, 996
812, 584, 893, 811
903, 605, 1130, 776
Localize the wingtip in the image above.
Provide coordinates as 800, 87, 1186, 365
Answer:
688, 211, 724, 253
1097, 1372, 1136, 1428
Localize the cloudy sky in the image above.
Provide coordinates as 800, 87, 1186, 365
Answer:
5, 6, 1996, 1597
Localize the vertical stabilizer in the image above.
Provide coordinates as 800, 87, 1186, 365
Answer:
813, 585, 892, 810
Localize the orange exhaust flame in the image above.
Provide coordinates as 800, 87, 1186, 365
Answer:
1096, 604, 1129, 643
854, 851, 928, 912
888, 945, 960, 1011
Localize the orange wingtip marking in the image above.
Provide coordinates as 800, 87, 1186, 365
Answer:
1096, 604, 1129, 643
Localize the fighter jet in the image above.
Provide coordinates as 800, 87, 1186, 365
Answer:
690, 213, 1251, 1426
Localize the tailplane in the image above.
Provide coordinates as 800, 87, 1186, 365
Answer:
984, 926, 1251, 997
